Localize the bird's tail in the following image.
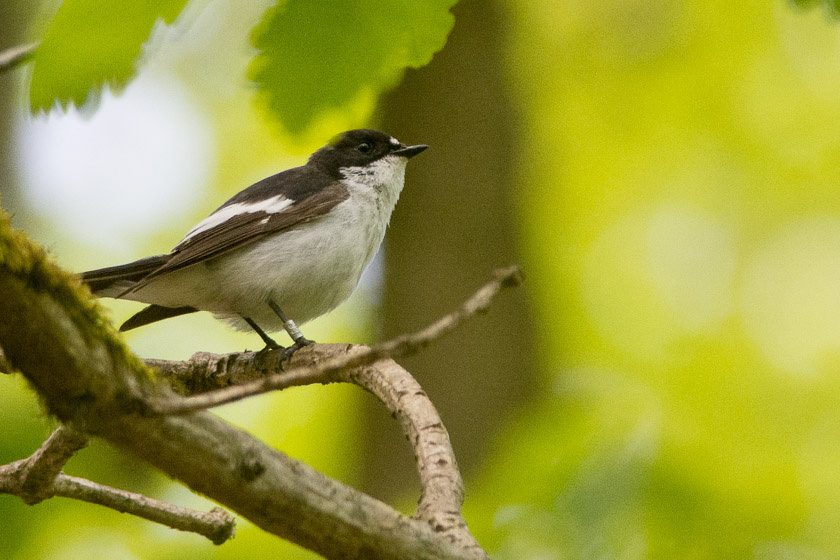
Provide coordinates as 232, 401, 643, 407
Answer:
80, 254, 198, 331
80, 254, 171, 298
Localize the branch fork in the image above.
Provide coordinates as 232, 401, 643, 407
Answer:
0, 226, 521, 559
0, 425, 235, 544
0, 40, 524, 560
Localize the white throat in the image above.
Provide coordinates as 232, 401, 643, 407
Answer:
339, 154, 408, 214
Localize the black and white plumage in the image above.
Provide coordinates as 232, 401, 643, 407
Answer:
81, 129, 427, 352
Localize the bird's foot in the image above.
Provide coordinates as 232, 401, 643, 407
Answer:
259, 340, 282, 352
280, 336, 314, 364
254, 341, 283, 370
244, 316, 283, 351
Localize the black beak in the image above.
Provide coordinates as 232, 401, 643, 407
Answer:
392, 144, 428, 159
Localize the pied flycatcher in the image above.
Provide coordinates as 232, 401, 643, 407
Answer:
82, 129, 427, 357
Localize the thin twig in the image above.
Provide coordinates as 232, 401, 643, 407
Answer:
0, 43, 37, 74
0, 426, 236, 544
150, 265, 523, 414
52, 475, 235, 544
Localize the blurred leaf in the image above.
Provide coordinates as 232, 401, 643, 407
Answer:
248, 0, 456, 133
29, 0, 189, 113
467, 367, 808, 559
790, 0, 840, 17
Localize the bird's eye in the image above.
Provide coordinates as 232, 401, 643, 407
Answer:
357, 142, 372, 154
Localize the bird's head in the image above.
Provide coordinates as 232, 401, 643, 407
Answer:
309, 129, 428, 176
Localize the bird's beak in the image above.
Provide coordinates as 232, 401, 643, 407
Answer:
392, 144, 428, 159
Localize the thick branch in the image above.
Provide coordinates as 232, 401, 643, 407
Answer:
141, 268, 522, 552
153, 346, 472, 539
0, 213, 492, 559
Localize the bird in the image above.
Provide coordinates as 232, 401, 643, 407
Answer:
81, 129, 427, 359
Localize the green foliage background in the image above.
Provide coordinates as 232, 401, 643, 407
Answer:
4, 0, 840, 558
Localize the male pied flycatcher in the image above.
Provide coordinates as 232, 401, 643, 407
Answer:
82, 129, 427, 358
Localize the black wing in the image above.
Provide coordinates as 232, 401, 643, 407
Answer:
81, 254, 171, 294
126, 171, 349, 293
120, 304, 198, 331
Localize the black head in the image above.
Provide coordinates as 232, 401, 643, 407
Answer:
308, 129, 427, 173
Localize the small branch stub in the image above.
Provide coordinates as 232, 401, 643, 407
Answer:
0, 43, 37, 74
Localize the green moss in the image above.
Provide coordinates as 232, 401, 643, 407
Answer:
0, 204, 155, 388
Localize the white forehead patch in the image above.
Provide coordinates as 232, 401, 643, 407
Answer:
180, 194, 292, 242
389, 137, 400, 146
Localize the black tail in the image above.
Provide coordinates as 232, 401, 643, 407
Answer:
120, 305, 197, 331
81, 254, 197, 331
81, 254, 170, 296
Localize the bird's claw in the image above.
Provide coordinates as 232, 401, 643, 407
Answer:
280, 337, 314, 363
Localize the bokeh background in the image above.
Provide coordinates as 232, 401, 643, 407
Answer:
4, 0, 840, 558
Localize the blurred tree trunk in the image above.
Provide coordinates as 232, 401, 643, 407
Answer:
366, 0, 536, 499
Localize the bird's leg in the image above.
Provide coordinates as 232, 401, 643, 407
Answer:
243, 317, 281, 350
267, 299, 313, 361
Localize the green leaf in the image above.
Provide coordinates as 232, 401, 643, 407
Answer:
248, 0, 457, 134
30, 0, 190, 113
790, 0, 840, 16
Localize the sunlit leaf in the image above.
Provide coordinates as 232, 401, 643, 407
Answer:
29, 0, 190, 113
248, 0, 456, 133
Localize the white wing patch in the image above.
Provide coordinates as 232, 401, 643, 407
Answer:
181, 194, 293, 242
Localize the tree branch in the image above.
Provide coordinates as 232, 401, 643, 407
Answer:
0, 211, 504, 559
152, 346, 470, 535
0, 42, 37, 74
51, 475, 235, 544
141, 267, 522, 550
0, 345, 12, 373
140, 267, 520, 553
0, 426, 236, 544
344, 357, 467, 533
11, 425, 88, 505
149, 265, 523, 414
